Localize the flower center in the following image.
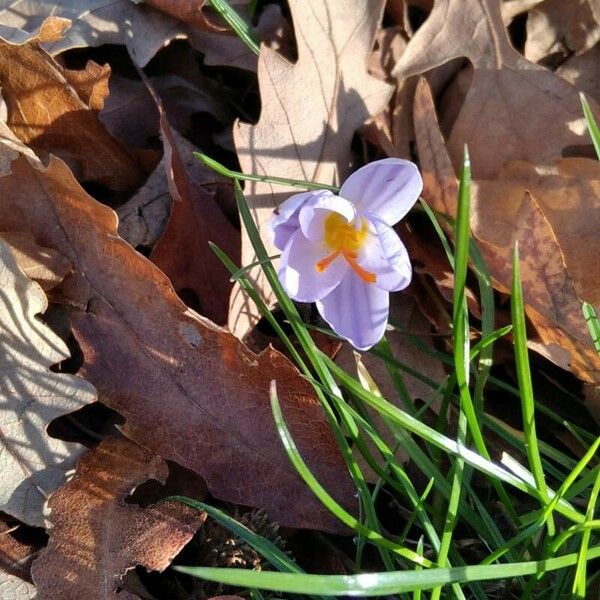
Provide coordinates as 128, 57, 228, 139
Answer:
315, 213, 377, 284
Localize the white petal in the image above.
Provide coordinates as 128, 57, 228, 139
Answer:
271, 190, 332, 250
279, 230, 348, 302
360, 214, 412, 292
298, 195, 356, 241
316, 272, 389, 350
339, 158, 422, 226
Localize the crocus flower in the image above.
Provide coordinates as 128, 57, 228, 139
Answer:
270, 158, 422, 350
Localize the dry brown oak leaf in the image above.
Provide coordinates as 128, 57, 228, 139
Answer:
0, 153, 356, 533
393, 0, 600, 180
0, 0, 260, 68
413, 78, 600, 388
0, 1, 187, 67
31, 436, 202, 600
0, 236, 96, 527
0, 516, 39, 600
524, 0, 600, 64
0, 17, 143, 190
146, 78, 240, 326
0, 231, 71, 291
230, 0, 393, 337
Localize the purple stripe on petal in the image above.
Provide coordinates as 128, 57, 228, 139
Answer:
359, 213, 412, 292
316, 272, 389, 351
339, 158, 422, 226
279, 230, 348, 303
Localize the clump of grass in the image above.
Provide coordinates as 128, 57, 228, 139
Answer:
171, 98, 600, 599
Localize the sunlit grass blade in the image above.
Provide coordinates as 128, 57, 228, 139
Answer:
580, 93, 600, 160
432, 147, 472, 600
322, 351, 585, 524
206, 0, 261, 56
268, 380, 431, 567
511, 243, 554, 534
175, 544, 600, 596
195, 152, 339, 191
583, 301, 600, 353
573, 464, 600, 597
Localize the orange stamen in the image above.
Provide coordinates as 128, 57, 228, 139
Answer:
344, 251, 377, 284
315, 250, 341, 272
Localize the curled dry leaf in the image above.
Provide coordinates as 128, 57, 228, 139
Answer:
31, 436, 202, 600
141, 0, 224, 32
230, 0, 393, 336
0, 17, 143, 190
0, 231, 71, 290
63, 59, 111, 111
0, 1, 187, 67
117, 127, 234, 249
524, 0, 600, 63
0, 235, 96, 526
414, 77, 600, 388
146, 81, 240, 325
99, 73, 228, 148
0, 149, 355, 532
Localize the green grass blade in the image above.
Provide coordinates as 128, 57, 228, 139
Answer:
322, 352, 585, 524
583, 301, 600, 353
580, 93, 600, 160
206, 0, 260, 56
195, 152, 339, 191
573, 463, 600, 597
511, 243, 554, 534
169, 497, 304, 575
432, 147, 472, 600
175, 544, 600, 596
268, 380, 431, 567
231, 182, 399, 569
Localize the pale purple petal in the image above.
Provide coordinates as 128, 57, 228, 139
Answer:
359, 214, 412, 292
271, 190, 333, 250
316, 272, 389, 350
279, 230, 348, 302
339, 158, 422, 226
298, 195, 356, 241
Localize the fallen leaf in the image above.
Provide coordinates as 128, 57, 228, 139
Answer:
141, 0, 224, 31
0, 231, 71, 290
99, 73, 229, 148
557, 43, 600, 103
0, 235, 96, 526
524, 0, 600, 64
0, 573, 36, 600
414, 77, 600, 386
230, 0, 393, 336
0, 1, 187, 67
146, 79, 240, 324
0, 17, 144, 189
117, 129, 233, 249
0, 151, 355, 532
189, 3, 293, 71
0, 516, 41, 597
31, 436, 202, 600
63, 60, 111, 111
394, 0, 600, 179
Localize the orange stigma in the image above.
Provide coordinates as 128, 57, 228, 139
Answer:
314, 213, 377, 284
